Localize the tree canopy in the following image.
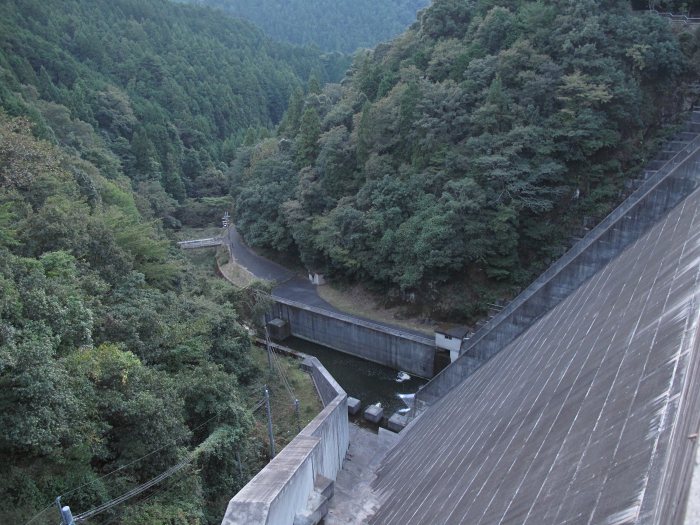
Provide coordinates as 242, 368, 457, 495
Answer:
182, 0, 430, 53
0, 0, 349, 209
232, 0, 698, 319
0, 109, 266, 524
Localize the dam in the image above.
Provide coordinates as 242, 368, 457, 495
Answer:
221, 110, 700, 525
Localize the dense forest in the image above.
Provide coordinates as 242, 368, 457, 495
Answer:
0, 0, 349, 223
0, 109, 270, 523
0, 0, 343, 523
232, 0, 700, 320
181, 0, 430, 53
2, 0, 700, 522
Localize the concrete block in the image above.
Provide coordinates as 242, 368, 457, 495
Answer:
347, 397, 361, 415
300, 357, 315, 373
294, 489, 329, 525
314, 474, 334, 500
387, 413, 408, 433
266, 318, 291, 341
364, 404, 384, 424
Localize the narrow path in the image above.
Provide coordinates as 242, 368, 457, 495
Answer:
225, 227, 432, 340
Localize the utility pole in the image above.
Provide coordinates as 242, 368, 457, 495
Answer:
264, 386, 276, 459
55, 497, 75, 525
294, 398, 301, 433
264, 326, 273, 372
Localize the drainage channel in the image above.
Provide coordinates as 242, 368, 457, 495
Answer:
283, 337, 427, 428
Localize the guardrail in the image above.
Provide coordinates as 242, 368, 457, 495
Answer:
177, 237, 223, 249
221, 357, 348, 525
651, 9, 700, 24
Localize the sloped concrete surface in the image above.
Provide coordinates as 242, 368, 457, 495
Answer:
418, 126, 700, 404
368, 187, 700, 524
326, 426, 399, 525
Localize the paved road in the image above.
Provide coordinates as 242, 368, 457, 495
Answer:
226, 227, 295, 284
225, 227, 432, 340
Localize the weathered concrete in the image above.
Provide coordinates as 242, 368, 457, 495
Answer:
346, 397, 361, 415
267, 318, 291, 341
270, 298, 435, 378
367, 185, 700, 525
364, 405, 384, 424
325, 426, 399, 525
293, 475, 333, 525
227, 226, 437, 377
222, 357, 348, 525
418, 123, 700, 405
387, 413, 407, 433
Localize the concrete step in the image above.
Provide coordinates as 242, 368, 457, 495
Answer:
294, 493, 329, 525
683, 122, 700, 133
294, 476, 334, 525
315, 474, 334, 501
643, 170, 658, 180
673, 131, 697, 142
657, 149, 676, 161
624, 178, 643, 190
663, 140, 687, 152
646, 159, 666, 171
455, 355, 484, 376
691, 110, 700, 123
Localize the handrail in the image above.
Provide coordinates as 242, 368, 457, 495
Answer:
464, 129, 700, 353
417, 119, 700, 405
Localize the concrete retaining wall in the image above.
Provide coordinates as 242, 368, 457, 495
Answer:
417, 131, 700, 406
270, 297, 435, 378
221, 357, 349, 525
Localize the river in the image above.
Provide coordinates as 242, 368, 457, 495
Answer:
284, 337, 427, 418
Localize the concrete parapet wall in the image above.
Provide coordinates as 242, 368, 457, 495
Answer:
270, 297, 435, 378
221, 357, 349, 525
417, 131, 700, 406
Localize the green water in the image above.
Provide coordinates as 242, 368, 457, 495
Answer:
284, 337, 427, 418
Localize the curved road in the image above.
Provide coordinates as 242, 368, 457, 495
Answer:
226, 227, 432, 340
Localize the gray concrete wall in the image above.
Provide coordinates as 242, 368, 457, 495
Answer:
417, 132, 700, 406
221, 357, 349, 525
270, 297, 436, 378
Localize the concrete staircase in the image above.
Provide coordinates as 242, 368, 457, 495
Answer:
416, 110, 700, 407
294, 475, 334, 525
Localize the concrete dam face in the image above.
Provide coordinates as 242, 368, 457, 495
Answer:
224, 116, 700, 525
366, 185, 700, 524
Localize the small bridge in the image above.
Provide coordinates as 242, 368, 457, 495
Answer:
177, 237, 223, 249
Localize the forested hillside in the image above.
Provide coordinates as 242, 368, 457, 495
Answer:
0, 111, 272, 523
0, 0, 346, 523
182, 0, 430, 53
232, 0, 699, 320
0, 0, 348, 219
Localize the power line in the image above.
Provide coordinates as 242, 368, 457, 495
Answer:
81, 460, 190, 525
22, 501, 58, 525
57, 412, 220, 502
22, 412, 225, 525
73, 455, 195, 522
